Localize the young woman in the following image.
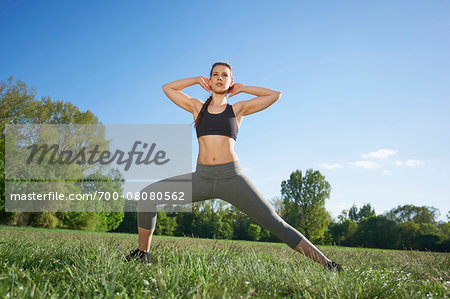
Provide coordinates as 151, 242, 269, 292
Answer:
126, 62, 341, 272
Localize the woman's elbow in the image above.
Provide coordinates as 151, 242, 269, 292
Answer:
162, 83, 173, 94
274, 91, 282, 101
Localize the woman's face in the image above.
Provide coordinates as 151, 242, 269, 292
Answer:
210, 65, 233, 94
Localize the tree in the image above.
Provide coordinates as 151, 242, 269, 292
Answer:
347, 203, 375, 222
337, 209, 349, 223
327, 219, 357, 246
397, 221, 420, 249
348, 205, 359, 222
230, 205, 254, 241
386, 205, 439, 224
358, 203, 376, 220
1, 77, 124, 231
348, 215, 398, 249
194, 199, 233, 239
247, 224, 261, 241
113, 212, 138, 234
270, 196, 284, 215
0, 77, 37, 224
174, 199, 234, 239
437, 222, 450, 241
154, 211, 178, 236
281, 169, 332, 241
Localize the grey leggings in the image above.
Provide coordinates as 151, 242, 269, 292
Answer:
137, 160, 304, 249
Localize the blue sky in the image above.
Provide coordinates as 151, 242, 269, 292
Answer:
1, 1, 449, 221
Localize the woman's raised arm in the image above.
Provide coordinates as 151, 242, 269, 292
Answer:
162, 77, 210, 113
230, 84, 282, 116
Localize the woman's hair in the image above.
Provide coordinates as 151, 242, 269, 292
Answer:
194, 62, 233, 128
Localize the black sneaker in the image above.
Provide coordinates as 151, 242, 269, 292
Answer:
125, 249, 151, 266
325, 261, 342, 272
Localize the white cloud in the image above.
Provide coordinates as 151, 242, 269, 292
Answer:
382, 170, 391, 175
405, 160, 424, 167
362, 149, 398, 159
352, 160, 379, 169
320, 163, 343, 170
394, 160, 424, 167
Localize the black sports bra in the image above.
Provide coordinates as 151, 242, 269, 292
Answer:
195, 103, 239, 140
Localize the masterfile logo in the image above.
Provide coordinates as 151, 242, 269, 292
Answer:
5, 124, 193, 213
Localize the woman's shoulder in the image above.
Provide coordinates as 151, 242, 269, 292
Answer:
231, 102, 244, 117
192, 98, 205, 119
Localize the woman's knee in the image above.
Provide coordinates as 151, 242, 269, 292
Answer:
255, 210, 286, 231
137, 211, 157, 230
253, 212, 303, 249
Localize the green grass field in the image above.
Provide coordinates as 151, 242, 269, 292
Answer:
0, 225, 448, 298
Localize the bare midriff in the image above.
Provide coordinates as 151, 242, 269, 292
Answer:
197, 135, 239, 165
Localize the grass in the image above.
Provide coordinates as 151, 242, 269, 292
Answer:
0, 225, 448, 298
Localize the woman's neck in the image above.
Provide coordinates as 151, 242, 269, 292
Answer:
211, 93, 227, 106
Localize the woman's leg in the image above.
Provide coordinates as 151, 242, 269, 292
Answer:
216, 172, 331, 266
138, 226, 154, 252
293, 238, 330, 265
136, 171, 213, 252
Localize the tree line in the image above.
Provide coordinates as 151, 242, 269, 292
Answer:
114, 184, 449, 252
327, 204, 449, 251
1, 77, 449, 252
